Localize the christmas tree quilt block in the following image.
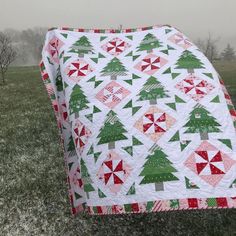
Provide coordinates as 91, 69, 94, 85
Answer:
39, 24, 236, 216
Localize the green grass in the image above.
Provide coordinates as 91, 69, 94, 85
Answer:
1, 63, 236, 235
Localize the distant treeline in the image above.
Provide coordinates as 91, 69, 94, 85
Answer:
1, 27, 236, 66
194, 33, 236, 63
3, 27, 47, 66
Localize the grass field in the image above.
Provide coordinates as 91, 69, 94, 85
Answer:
213, 61, 236, 105
1, 63, 236, 236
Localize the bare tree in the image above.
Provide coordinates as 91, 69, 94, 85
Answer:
195, 32, 220, 62
3, 28, 29, 66
0, 32, 17, 84
221, 43, 236, 61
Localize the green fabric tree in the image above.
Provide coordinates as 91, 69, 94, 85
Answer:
69, 84, 89, 117
136, 33, 162, 53
137, 76, 169, 104
80, 158, 95, 198
139, 147, 178, 191
97, 110, 128, 149
55, 66, 63, 92
69, 36, 94, 57
183, 104, 221, 140
175, 50, 204, 73
100, 57, 128, 80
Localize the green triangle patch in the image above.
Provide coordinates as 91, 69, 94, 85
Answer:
166, 102, 176, 111
132, 136, 143, 146
133, 55, 140, 61
228, 104, 234, 110
94, 152, 101, 162
126, 183, 136, 195
91, 57, 98, 63
87, 145, 94, 155
169, 131, 180, 142
126, 35, 133, 40
59, 51, 64, 59
64, 81, 69, 88
98, 188, 106, 198
175, 95, 186, 103
93, 105, 101, 113
95, 80, 103, 88
88, 76, 96, 82
98, 52, 105, 58
85, 113, 93, 122
218, 139, 232, 149
185, 177, 199, 189
211, 95, 220, 103
68, 162, 73, 171
63, 56, 70, 63
161, 49, 169, 55
172, 73, 180, 79
132, 106, 142, 115
180, 140, 191, 151
100, 36, 107, 41
75, 192, 83, 200
125, 51, 133, 57
203, 73, 214, 79
123, 100, 132, 109
123, 146, 133, 156
167, 45, 175, 50
132, 74, 141, 80
230, 178, 236, 188
61, 33, 68, 38
124, 79, 133, 85
163, 67, 171, 74
47, 56, 53, 65
146, 201, 154, 211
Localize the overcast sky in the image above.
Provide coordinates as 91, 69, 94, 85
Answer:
1, 0, 236, 50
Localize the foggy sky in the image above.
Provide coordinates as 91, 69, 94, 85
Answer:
1, 0, 236, 49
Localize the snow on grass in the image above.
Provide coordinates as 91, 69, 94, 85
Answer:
0, 65, 236, 235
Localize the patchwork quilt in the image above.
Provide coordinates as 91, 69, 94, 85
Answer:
39, 24, 236, 216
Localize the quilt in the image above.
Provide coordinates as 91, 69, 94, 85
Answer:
39, 24, 236, 216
